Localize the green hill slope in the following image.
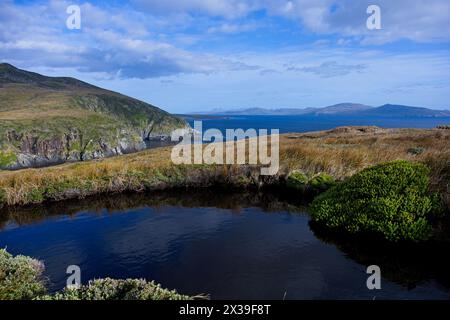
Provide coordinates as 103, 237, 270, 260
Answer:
0, 63, 189, 169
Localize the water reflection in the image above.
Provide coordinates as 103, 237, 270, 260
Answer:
310, 222, 450, 291
0, 188, 306, 229
0, 189, 449, 299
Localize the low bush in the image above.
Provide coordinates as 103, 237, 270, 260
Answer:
286, 171, 308, 190
39, 278, 192, 300
308, 173, 336, 192
0, 249, 46, 299
0, 249, 193, 300
286, 171, 335, 193
310, 160, 441, 242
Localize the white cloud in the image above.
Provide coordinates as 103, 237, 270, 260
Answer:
132, 0, 450, 44
268, 0, 450, 44
1, 0, 450, 111
0, 1, 259, 78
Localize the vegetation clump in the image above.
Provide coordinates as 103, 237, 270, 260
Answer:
0, 249, 46, 299
308, 173, 336, 192
286, 171, 335, 193
0, 249, 193, 300
310, 160, 441, 242
286, 171, 308, 190
39, 278, 192, 300
0, 151, 17, 167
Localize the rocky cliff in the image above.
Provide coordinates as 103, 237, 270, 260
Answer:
0, 63, 189, 169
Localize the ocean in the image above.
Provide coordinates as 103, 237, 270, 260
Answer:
184, 115, 450, 134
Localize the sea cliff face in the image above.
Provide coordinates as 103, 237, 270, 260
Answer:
0, 63, 190, 169
1, 125, 193, 170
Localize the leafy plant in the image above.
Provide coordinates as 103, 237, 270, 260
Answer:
39, 278, 192, 300
286, 171, 335, 193
310, 160, 441, 242
308, 173, 336, 192
0, 249, 46, 299
0, 249, 194, 300
286, 171, 308, 190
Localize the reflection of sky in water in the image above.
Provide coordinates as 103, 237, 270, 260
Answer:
1, 204, 450, 299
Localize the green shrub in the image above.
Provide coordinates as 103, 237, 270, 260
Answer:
39, 278, 192, 300
1, 249, 194, 300
287, 171, 336, 193
26, 188, 45, 203
287, 171, 308, 190
310, 160, 440, 242
308, 173, 336, 192
0, 249, 46, 299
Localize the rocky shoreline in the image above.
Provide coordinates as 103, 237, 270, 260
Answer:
1, 127, 191, 170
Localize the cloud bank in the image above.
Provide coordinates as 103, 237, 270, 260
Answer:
1, 0, 449, 111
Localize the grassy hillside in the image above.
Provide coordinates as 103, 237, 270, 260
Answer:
0, 63, 188, 169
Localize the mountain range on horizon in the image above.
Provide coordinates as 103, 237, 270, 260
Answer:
195, 103, 450, 117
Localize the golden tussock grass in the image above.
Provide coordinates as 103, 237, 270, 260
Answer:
0, 126, 449, 208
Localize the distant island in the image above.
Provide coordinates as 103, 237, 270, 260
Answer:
196, 103, 450, 117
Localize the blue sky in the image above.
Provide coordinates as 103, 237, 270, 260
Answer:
1, 0, 450, 112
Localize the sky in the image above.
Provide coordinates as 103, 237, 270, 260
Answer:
1, 0, 450, 113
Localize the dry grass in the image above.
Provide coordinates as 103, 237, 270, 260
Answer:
0, 126, 449, 209
280, 127, 450, 209
280, 127, 450, 177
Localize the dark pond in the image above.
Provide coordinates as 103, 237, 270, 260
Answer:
1, 189, 449, 299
